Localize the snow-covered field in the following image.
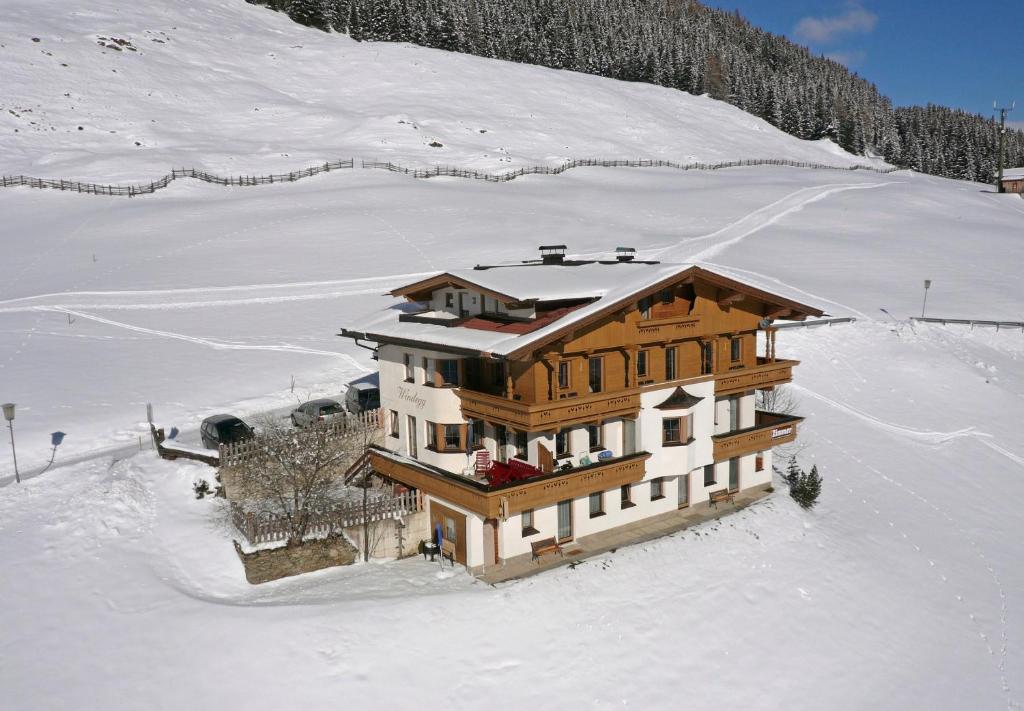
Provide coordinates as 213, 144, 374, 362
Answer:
2, 1, 1024, 709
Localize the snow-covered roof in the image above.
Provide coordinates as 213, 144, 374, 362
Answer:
1001, 168, 1024, 180
344, 260, 824, 359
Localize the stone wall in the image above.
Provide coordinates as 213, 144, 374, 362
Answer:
234, 536, 359, 585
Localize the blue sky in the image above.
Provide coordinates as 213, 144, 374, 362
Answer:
703, 1, 1024, 128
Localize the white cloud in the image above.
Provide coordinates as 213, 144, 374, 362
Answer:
794, 2, 878, 44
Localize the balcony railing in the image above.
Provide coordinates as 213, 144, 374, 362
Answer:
632, 314, 703, 343
712, 410, 802, 461
714, 357, 799, 396
457, 387, 642, 431
368, 446, 650, 518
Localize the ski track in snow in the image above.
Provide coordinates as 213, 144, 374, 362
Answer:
42, 307, 372, 372
650, 181, 900, 263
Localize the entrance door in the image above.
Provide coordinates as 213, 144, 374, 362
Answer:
429, 502, 468, 565
728, 457, 740, 492
407, 415, 417, 457
557, 500, 573, 542
729, 396, 740, 431
483, 519, 498, 566
678, 473, 689, 508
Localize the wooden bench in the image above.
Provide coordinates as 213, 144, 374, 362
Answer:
441, 539, 456, 566
530, 537, 564, 562
708, 488, 735, 509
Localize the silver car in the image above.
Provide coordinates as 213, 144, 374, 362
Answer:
290, 398, 345, 428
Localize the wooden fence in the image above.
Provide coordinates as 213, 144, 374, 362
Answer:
0, 159, 354, 197
1, 156, 900, 198
911, 317, 1024, 331
361, 157, 902, 183
231, 489, 422, 546
219, 408, 382, 468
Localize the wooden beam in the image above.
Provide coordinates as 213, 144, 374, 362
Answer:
717, 290, 744, 308
766, 307, 792, 319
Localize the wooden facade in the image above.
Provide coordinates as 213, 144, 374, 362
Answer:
999, 177, 1024, 194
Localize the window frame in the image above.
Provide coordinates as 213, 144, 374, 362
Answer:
703, 463, 716, 487
661, 288, 673, 305
557, 360, 570, 390
588, 356, 603, 394
639, 296, 652, 320
589, 491, 605, 518
620, 484, 635, 509
513, 430, 528, 461
636, 350, 648, 378
665, 346, 678, 381
443, 423, 462, 451
650, 477, 664, 501
521, 509, 538, 537
444, 292, 454, 308
403, 353, 414, 382
731, 337, 742, 362
555, 429, 571, 458
388, 410, 399, 438
587, 423, 602, 451
437, 359, 459, 387
662, 417, 682, 446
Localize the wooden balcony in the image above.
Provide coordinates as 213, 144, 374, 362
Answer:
712, 411, 802, 461
457, 387, 641, 431
714, 357, 799, 396
632, 315, 703, 344
368, 446, 650, 518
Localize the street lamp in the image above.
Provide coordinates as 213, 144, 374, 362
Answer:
2, 403, 18, 484
921, 279, 932, 318
40, 431, 66, 474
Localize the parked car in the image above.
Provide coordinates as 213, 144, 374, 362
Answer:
345, 382, 380, 414
290, 398, 345, 428
200, 414, 255, 449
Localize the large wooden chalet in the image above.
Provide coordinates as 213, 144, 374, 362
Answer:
341, 246, 823, 572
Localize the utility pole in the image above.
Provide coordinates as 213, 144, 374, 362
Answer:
995, 101, 1015, 192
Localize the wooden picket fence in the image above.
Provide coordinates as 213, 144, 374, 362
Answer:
0, 156, 901, 198
0, 159, 354, 197
361, 156, 902, 183
219, 408, 382, 468
231, 489, 422, 546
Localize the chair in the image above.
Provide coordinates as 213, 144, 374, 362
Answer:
474, 449, 492, 476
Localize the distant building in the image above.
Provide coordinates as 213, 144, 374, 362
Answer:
999, 168, 1024, 194
341, 246, 823, 573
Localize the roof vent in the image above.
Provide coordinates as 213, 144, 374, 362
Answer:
615, 247, 636, 262
539, 245, 567, 264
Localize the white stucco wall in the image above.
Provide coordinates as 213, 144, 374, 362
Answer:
638, 379, 715, 482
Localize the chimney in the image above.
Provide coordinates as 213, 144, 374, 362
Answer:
539, 245, 567, 265
615, 247, 636, 262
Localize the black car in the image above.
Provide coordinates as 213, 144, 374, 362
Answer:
200, 414, 254, 449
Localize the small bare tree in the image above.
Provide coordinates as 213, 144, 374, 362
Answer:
228, 414, 378, 547
755, 384, 797, 415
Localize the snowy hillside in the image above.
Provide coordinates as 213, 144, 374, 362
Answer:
2, 0, 877, 181
2, 1, 1024, 710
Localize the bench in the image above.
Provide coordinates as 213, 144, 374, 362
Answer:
441, 539, 456, 566
530, 537, 564, 562
708, 488, 735, 509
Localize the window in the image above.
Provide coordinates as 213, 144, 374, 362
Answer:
495, 425, 508, 462
388, 410, 399, 438
650, 478, 664, 500
639, 296, 652, 320
588, 357, 603, 393
407, 415, 417, 457
438, 359, 459, 386
678, 473, 690, 507
661, 288, 672, 305
756, 453, 765, 472
470, 418, 484, 449
636, 350, 648, 378
665, 346, 677, 381
444, 516, 457, 543
443, 424, 462, 450
491, 360, 505, 387
731, 337, 742, 362
445, 292, 454, 308
620, 484, 634, 509
589, 491, 605, 518
513, 430, 528, 460
422, 357, 432, 384
403, 353, 414, 382
555, 429, 571, 457
700, 342, 714, 375
558, 361, 570, 390
521, 509, 537, 536
662, 417, 682, 445
426, 420, 438, 449
703, 464, 716, 486
587, 423, 602, 450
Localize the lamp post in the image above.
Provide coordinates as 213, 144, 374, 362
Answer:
40, 431, 66, 474
921, 279, 932, 318
2, 403, 18, 484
